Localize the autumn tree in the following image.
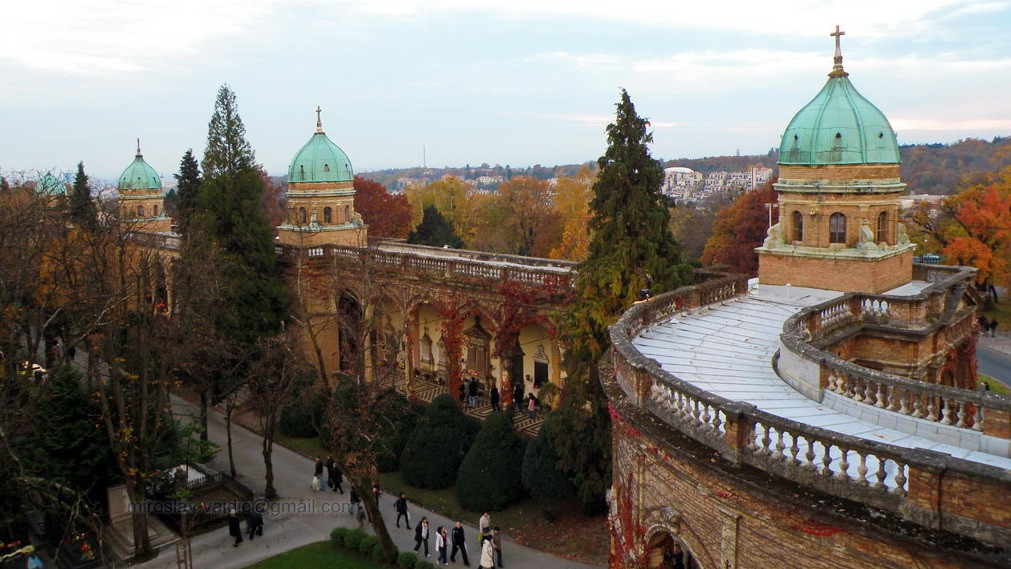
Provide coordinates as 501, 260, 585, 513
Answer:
404, 176, 472, 241
493, 176, 556, 256
549, 169, 594, 261
68, 161, 97, 230
174, 149, 201, 236
700, 181, 778, 275
353, 176, 412, 238
546, 89, 693, 511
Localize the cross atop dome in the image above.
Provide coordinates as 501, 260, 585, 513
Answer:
829, 25, 848, 78
136, 138, 142, 156
316, 106, 323, 133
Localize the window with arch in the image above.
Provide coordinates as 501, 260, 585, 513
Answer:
323, 163, 330, 172
299, 207, 307, 225
792, 210, 803, 242
344, 205, 350, 222
138, 205, 145, 217
153, 205, 159, 217
877, 211, 888, 243
299, 165, 306, 181
323, 207, 332, 223
829, 213, 847, 244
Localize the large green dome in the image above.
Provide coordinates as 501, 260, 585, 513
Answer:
779, 34, 900, 166
288, 112, 353, 183
118, 142, 162, 191
37, 173, 66, 196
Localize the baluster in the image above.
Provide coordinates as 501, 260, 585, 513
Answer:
774, 429, 786, 461
857, 452, 869, 486
911, 394, 924, 419
821, 443, 833, 476
926, 397, 938, 422
863, 381, 876, 405
701, 404, 712, 432
897, 389, 910, 415
691, 399, 702, 428
955, 402, 967, 429
789, 433, 800, 466
940, 398, 953, 425
674, 391, 686, 420
853, 377, 864, 402
805, 438, 816, 471
761, 424, 772, 456
874, 458, 887, 489
887, 386, 900, 412
894, 463, 907, 495
875, 384, 887, 408
972, 405, 983, 432
712, 409, 723, 434
836, 447, 850, 480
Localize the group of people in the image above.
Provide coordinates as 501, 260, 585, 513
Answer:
227, 508, 263, 547
396, 494, 503, 568
979, 316, 1001, 337
312, 455, 345, 494
457, 378, 540, 420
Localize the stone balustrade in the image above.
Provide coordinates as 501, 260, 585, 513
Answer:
609, 272, 1011, 547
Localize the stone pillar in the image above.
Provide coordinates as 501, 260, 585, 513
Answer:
550, 337, 562, 386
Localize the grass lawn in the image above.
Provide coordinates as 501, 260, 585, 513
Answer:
979, 373, 1010, 395
982, 298, 1010, 328
243, 541, 384, 569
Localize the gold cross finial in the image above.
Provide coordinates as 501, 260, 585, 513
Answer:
829, 25, 849, 77
315, 106, 323, 133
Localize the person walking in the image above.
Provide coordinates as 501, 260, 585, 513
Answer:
227, 509, 243, 547
512, 384, 523, 409
526, 392, 537, 420
450, 521, 469, 566
325, 455, 336, 490
478, 512, 491, 535
436, 526, 448, 565
330, 461, 344, 494
395, 492, 411, 529
246, 510, 264, 541
414, 517, 430, 557
491, 527, 503, 567
490, 387, 501, 412
479, 534, 495, 569
467, 377, 479, 408
313, 457, 325, 491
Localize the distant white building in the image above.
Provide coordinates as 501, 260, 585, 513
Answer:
661, 167, 703, 201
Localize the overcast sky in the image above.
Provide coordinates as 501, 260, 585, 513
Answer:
2, 0, 1010, 182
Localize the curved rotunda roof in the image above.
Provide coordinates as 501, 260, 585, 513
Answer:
37, 173, 67, 196
288, 111, 353, 184
779, 31, 900, 166
118, 141, 162, 191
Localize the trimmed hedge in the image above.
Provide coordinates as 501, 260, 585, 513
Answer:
342, 528, 367, 552
521, 420, 576, 500
370, 542, 386, 564
455, 411, 526, 511
358, 534, 378, 556
374, 392, 422, 472
400, 394, 480, 488
397, 551, 419, 569
415, 560, 436, 569
330, 526, 349, 549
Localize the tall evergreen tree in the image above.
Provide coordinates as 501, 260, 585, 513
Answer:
68, 161, 98, 229
407, 204, 465, 248
174, 149, 201, 236
545, 89, 693, 511
193, 85, 287, 343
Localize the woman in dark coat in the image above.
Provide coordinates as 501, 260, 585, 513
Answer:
228, 509, 243, 547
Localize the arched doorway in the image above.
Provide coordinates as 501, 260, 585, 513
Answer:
645, 532, 702, 569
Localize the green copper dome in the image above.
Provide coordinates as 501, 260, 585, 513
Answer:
780, 29, 900, 166
288, 110, 353, 183
118, 141, 162, 191
37, 173, 66, 196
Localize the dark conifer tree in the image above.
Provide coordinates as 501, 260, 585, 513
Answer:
193, 85, 287, 343
68, 161, 98, 230
174, 149, 201, 236
407, 204, 464, 248
546, 89, 693, 511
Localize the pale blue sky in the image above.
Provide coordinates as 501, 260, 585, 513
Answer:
2, 0, 1010, 182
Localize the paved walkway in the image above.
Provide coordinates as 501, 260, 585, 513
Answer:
129, 395, 601, 569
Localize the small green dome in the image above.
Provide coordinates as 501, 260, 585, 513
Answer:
288, 112, 353, 183
37, 173, 66, 196
118, 142, 162, 191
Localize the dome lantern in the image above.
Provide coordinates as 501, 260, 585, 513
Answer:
288, 108, 354, 183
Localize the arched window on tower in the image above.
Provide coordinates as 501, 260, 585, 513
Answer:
877, 211, 888, 244
344, 205, 350, 223
138, 205, 145, 217
324, 207, 332, 223
299, 207, 307, 225
323, 164, 330, 172
829, 213, 847, 244
153, 205, 159, 217
792, 210, 803, 243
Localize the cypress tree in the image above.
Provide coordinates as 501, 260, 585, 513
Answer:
546, 89, 693, 511
68, 161, 98, 229
175, 149, 201, 237
193, 85, 287, 343
454, 411, 525, 511
407, 204, 464, 248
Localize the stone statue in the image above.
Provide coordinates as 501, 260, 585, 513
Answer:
762, 222, 784, 249
856, 219, 878, 251
352, 211, 364, 227
897, 222, 910, 246
309, 210, 321, 230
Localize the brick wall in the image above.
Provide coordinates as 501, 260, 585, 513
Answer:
758, 249, 913, 294
779, 164, 901, 181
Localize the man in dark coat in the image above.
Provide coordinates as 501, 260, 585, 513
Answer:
467, 377, 479, 408
450, 520, 469, 566
246, 510, 263, 540
227, 509, 243, 547
490, 387, 501, 412
512, 384, 523, 409
395, 492, 411, 529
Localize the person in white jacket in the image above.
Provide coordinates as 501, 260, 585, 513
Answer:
435, 526, 448, 565
479, 534, 495, 569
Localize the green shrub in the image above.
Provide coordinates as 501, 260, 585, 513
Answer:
521, 421, 576, 500
358, 534, 378, 556
279, 386, 325, 438
370, 542, 387, 564
415, 560, 436, 569
374, 392, 422, 472
455, 411, 526, 511
330, 527, 349, 549
400, 394, 480, 488
397, 551, 418, 569
343, 528, 366, 552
